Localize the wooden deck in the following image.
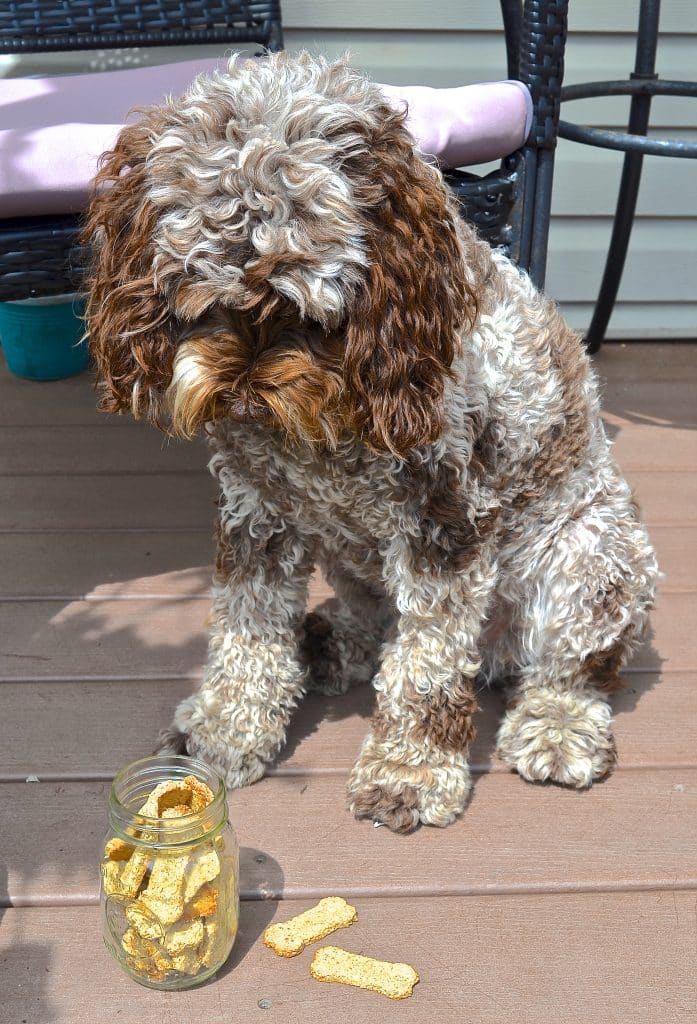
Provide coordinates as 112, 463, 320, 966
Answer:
1, 342, 696, 1023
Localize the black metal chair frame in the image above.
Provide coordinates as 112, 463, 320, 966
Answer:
0, 0, 569, 302
558, 0, 697, 352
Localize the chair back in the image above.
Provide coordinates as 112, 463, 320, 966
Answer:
0, 0, 283, 55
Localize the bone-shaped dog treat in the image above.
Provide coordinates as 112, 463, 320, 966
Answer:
263, 897, 358, 957
310, 945, 419, 1000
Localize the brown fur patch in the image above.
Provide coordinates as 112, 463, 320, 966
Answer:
469, 304, 593, 514
412, 684, 478, 754
349, 782, 422, 834
83, 113, 181, 426
341, 107, 482, 457
213, 512, 304, 587
583, 628, 635, 693
404, 449, 500, 574
514, 316, 591, 509
170, 313, 348, 444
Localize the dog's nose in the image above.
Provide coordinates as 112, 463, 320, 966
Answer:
226, 396, 270, 426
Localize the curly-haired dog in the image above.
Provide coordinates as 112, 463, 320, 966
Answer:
85, 53, 658, 833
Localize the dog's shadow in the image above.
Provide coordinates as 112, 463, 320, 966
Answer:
277, 625, 664, 790
278, 678, 502, 778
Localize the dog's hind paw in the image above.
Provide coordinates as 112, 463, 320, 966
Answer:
496, 687, 617, 788
301, 601, 381, 696
153, 726, 188, 756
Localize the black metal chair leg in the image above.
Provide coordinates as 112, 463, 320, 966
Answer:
585, 119, 648, 353
585, 0, 660, 353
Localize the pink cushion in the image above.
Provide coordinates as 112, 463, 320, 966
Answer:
0, 58, 226, 217
0, 60, 531, 218
380, 80, 532, 169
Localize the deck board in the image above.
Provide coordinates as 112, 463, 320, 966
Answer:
0, 472, 216, 531
3, 894, 696, 1024
2, 671, 696, 779
0, 590, 691, 680
0, 524, 693, 598
0, 342, 695, 1022
0, 424, 209, 474
3, 769, 696, 905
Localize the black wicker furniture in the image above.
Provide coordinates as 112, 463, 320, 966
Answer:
0, 0, 569, 301
445, 0, 569, 290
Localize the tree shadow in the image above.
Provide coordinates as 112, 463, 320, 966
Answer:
0, 862, 60, 1024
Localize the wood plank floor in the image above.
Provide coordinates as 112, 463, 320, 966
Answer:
1, 343, 696, 1023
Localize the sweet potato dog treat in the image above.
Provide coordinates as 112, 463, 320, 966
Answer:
310, 946, 419, 1000
100, 772, 235, 986
263, 897, 358, 957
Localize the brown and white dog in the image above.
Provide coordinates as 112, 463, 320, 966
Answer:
85, 52, 658, 833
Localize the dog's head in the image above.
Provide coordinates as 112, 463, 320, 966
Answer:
85, 52, 479, 456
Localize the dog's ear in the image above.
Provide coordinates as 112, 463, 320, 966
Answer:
343, 111, 480, 457
83, 114, 179, 427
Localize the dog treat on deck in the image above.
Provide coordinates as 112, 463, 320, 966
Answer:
310, 946, 419, 1000
263, 897, 358, 957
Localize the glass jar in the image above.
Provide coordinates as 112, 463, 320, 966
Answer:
100, 755, 238, 990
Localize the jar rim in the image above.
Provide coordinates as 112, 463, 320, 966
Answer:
108, 754, 227, 846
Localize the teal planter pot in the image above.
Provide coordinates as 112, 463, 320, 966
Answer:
0, 294, 88, 381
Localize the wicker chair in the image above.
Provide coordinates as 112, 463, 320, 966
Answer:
0, 0, 568, 302
446, 0, 568, 290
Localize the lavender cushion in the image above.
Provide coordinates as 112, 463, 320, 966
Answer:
0, 59, 531, 218
0, 58, 226, 217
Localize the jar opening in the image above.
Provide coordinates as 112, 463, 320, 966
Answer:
108, 755, 227, 847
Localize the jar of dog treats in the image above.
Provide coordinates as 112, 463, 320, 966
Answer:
100, 755, 239, 989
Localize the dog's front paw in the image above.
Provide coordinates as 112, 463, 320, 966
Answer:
496, 687, 617, 788
347, 734, 471, 833
185, 730, 267, 789
302, 600, 381, 696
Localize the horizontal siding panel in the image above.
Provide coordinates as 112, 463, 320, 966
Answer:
558, 303, 697, 340
283, 0, 697, 34
545, 219, 697, 302
285, 0, 512, 31
551, 141, 697, 216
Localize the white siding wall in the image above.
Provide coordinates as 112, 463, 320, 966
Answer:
4, 0, 696, 337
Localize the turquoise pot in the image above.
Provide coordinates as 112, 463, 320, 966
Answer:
0, 295, 89, 381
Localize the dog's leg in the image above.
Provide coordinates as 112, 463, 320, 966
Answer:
495, 492, 657, 788
157, 483, 314, 789
303, 573, 391, 696
347, 538, 496, 833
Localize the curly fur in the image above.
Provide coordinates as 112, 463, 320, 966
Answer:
85, 52, 658, 833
